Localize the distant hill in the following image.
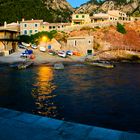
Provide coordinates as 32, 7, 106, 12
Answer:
75, 0, 140, 16
0, 0, 73, 24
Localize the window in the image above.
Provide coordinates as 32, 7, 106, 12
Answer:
24, 24, 27, 27
74, 40, 77, 46
89, 40, 91, 44
53, 26, 55, 29
82, 15, 85, 18
76, 15, 79, 18
49, 26, 52, 29
87, 50, 92, 55
35, 24, 38, 27
30, 30, 32, 34
35, 30, 38, 33
24, 30, 27, 35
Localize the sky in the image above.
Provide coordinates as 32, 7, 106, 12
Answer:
67, 0, 89, 8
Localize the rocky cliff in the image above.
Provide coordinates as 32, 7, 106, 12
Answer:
75, 0, 140, 16
43, 0, 73, 11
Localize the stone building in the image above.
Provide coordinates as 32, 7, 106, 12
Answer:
67, 36, 94, 55
91, 10, 132, 23
71, 14, 91, 25
20, 19, 43, 35
41, 22, 70, 31
0, 29, 19, 56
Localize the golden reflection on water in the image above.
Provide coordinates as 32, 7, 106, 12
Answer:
31, 66, 57, 117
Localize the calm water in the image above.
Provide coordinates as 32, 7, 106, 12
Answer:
0, 63, 140, 133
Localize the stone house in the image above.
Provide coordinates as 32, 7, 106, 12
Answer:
41, 22, 70, 31
67, 36, 94, 55
108, 10, 131, 21
91, 10, 132, 23
91, 13, 109, 23
71, 14, 91, 25
20, 19, 43, 35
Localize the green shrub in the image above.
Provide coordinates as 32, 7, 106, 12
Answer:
116, 22, 126, 34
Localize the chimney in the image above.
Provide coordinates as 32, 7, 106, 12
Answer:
4, 21, 7, 28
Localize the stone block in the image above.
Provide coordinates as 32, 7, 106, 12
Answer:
35, 117, 64, 130
58, 122, 92, 140
87, 126, 122, 140
120, 132, 140, 140
14, 113, 41, 123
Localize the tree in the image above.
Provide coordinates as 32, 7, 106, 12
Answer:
116, 22, 127, 34
18, 35, 31, 43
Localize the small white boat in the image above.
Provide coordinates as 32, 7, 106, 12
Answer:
54, 63, 64, 70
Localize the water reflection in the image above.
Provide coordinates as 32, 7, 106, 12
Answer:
31, 66, 57, 117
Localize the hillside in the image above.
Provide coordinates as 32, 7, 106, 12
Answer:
67, 21, 140, 60
0, 0, 73, 24
75, 0, 140, 16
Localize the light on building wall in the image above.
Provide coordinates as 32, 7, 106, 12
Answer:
41, 36, 48, 42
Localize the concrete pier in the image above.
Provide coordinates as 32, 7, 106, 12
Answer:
0, 107, 140, 140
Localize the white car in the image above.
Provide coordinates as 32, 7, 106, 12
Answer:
39, 46, 46, 52
57, 51, 66, 58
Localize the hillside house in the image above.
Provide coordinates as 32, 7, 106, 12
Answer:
108, 10, 131, 21
91, 13, 109, 23
91, 10, 132, 23
41, 22, 70, 31
20, 19, 43, 35
71, 14, 91, 25
0, 29, 19, 56
67, 36, 94, 55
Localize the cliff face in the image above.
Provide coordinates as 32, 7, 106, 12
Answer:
0, 0, 73, 24
75, 0, 140, 16
43, 0, 73, 11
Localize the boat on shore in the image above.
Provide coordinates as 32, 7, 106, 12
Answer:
10, 61, 34, 69
18, 61, 34, 69
54, 63, 64, 70
86, 60, 114, 68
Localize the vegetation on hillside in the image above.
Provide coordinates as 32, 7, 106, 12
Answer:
116, 22, 127, 34
0, 0, 72, 24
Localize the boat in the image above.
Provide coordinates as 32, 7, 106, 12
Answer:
9, 62, 20, 68
54, 63, 64, 70
17, 61, 34, 69
86, 60, 114, 68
